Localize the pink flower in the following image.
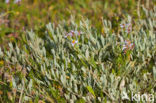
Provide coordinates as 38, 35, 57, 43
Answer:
14, 0, 21, 4
74, 31, 81, 36
64, 30, 81, 38
64, 32, 73, 38
122, 40, 135, 53
122, 44, 127, 51
71, 40, 78, 46
5, 0, 9, 3
125, 23, 132, 33
120, 23, 132, 33
70, 30, 74, 33
120, 24, 125, 28
5, 0, 21, 4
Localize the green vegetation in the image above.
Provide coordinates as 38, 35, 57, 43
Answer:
0, 0, 156, 102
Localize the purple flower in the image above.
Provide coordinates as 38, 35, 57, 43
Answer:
5, 0, 9, 3
122, 40, 135, 53
125, 23, 132, 33
74, 31, 81, 36
64, 32, 73, 38
120, 22, 132, 33
14, 0, 21, 4
120, 24, 125, 28
122, 45, 127, 51
64, 30, 81, 38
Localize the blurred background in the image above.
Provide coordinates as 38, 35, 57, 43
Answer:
0, 0, 155, 46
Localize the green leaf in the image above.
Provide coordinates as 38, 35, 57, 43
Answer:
76, 98, 85, 103
153, 66, 156, 80
87, 86, 96, 97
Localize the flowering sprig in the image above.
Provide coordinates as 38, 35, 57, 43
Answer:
64, 30, 82, 47
120, 22, 132, 33
122, 40, 135, 54
64, 30, 81, 38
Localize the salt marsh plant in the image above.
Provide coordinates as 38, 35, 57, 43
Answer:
0, 6, 155, 103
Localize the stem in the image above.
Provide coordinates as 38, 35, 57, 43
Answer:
146, 0, 149, 9
19, 80, 25, 103
137, 0, 141, 18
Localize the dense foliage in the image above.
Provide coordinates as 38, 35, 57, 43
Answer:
0, 0, 156, 103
